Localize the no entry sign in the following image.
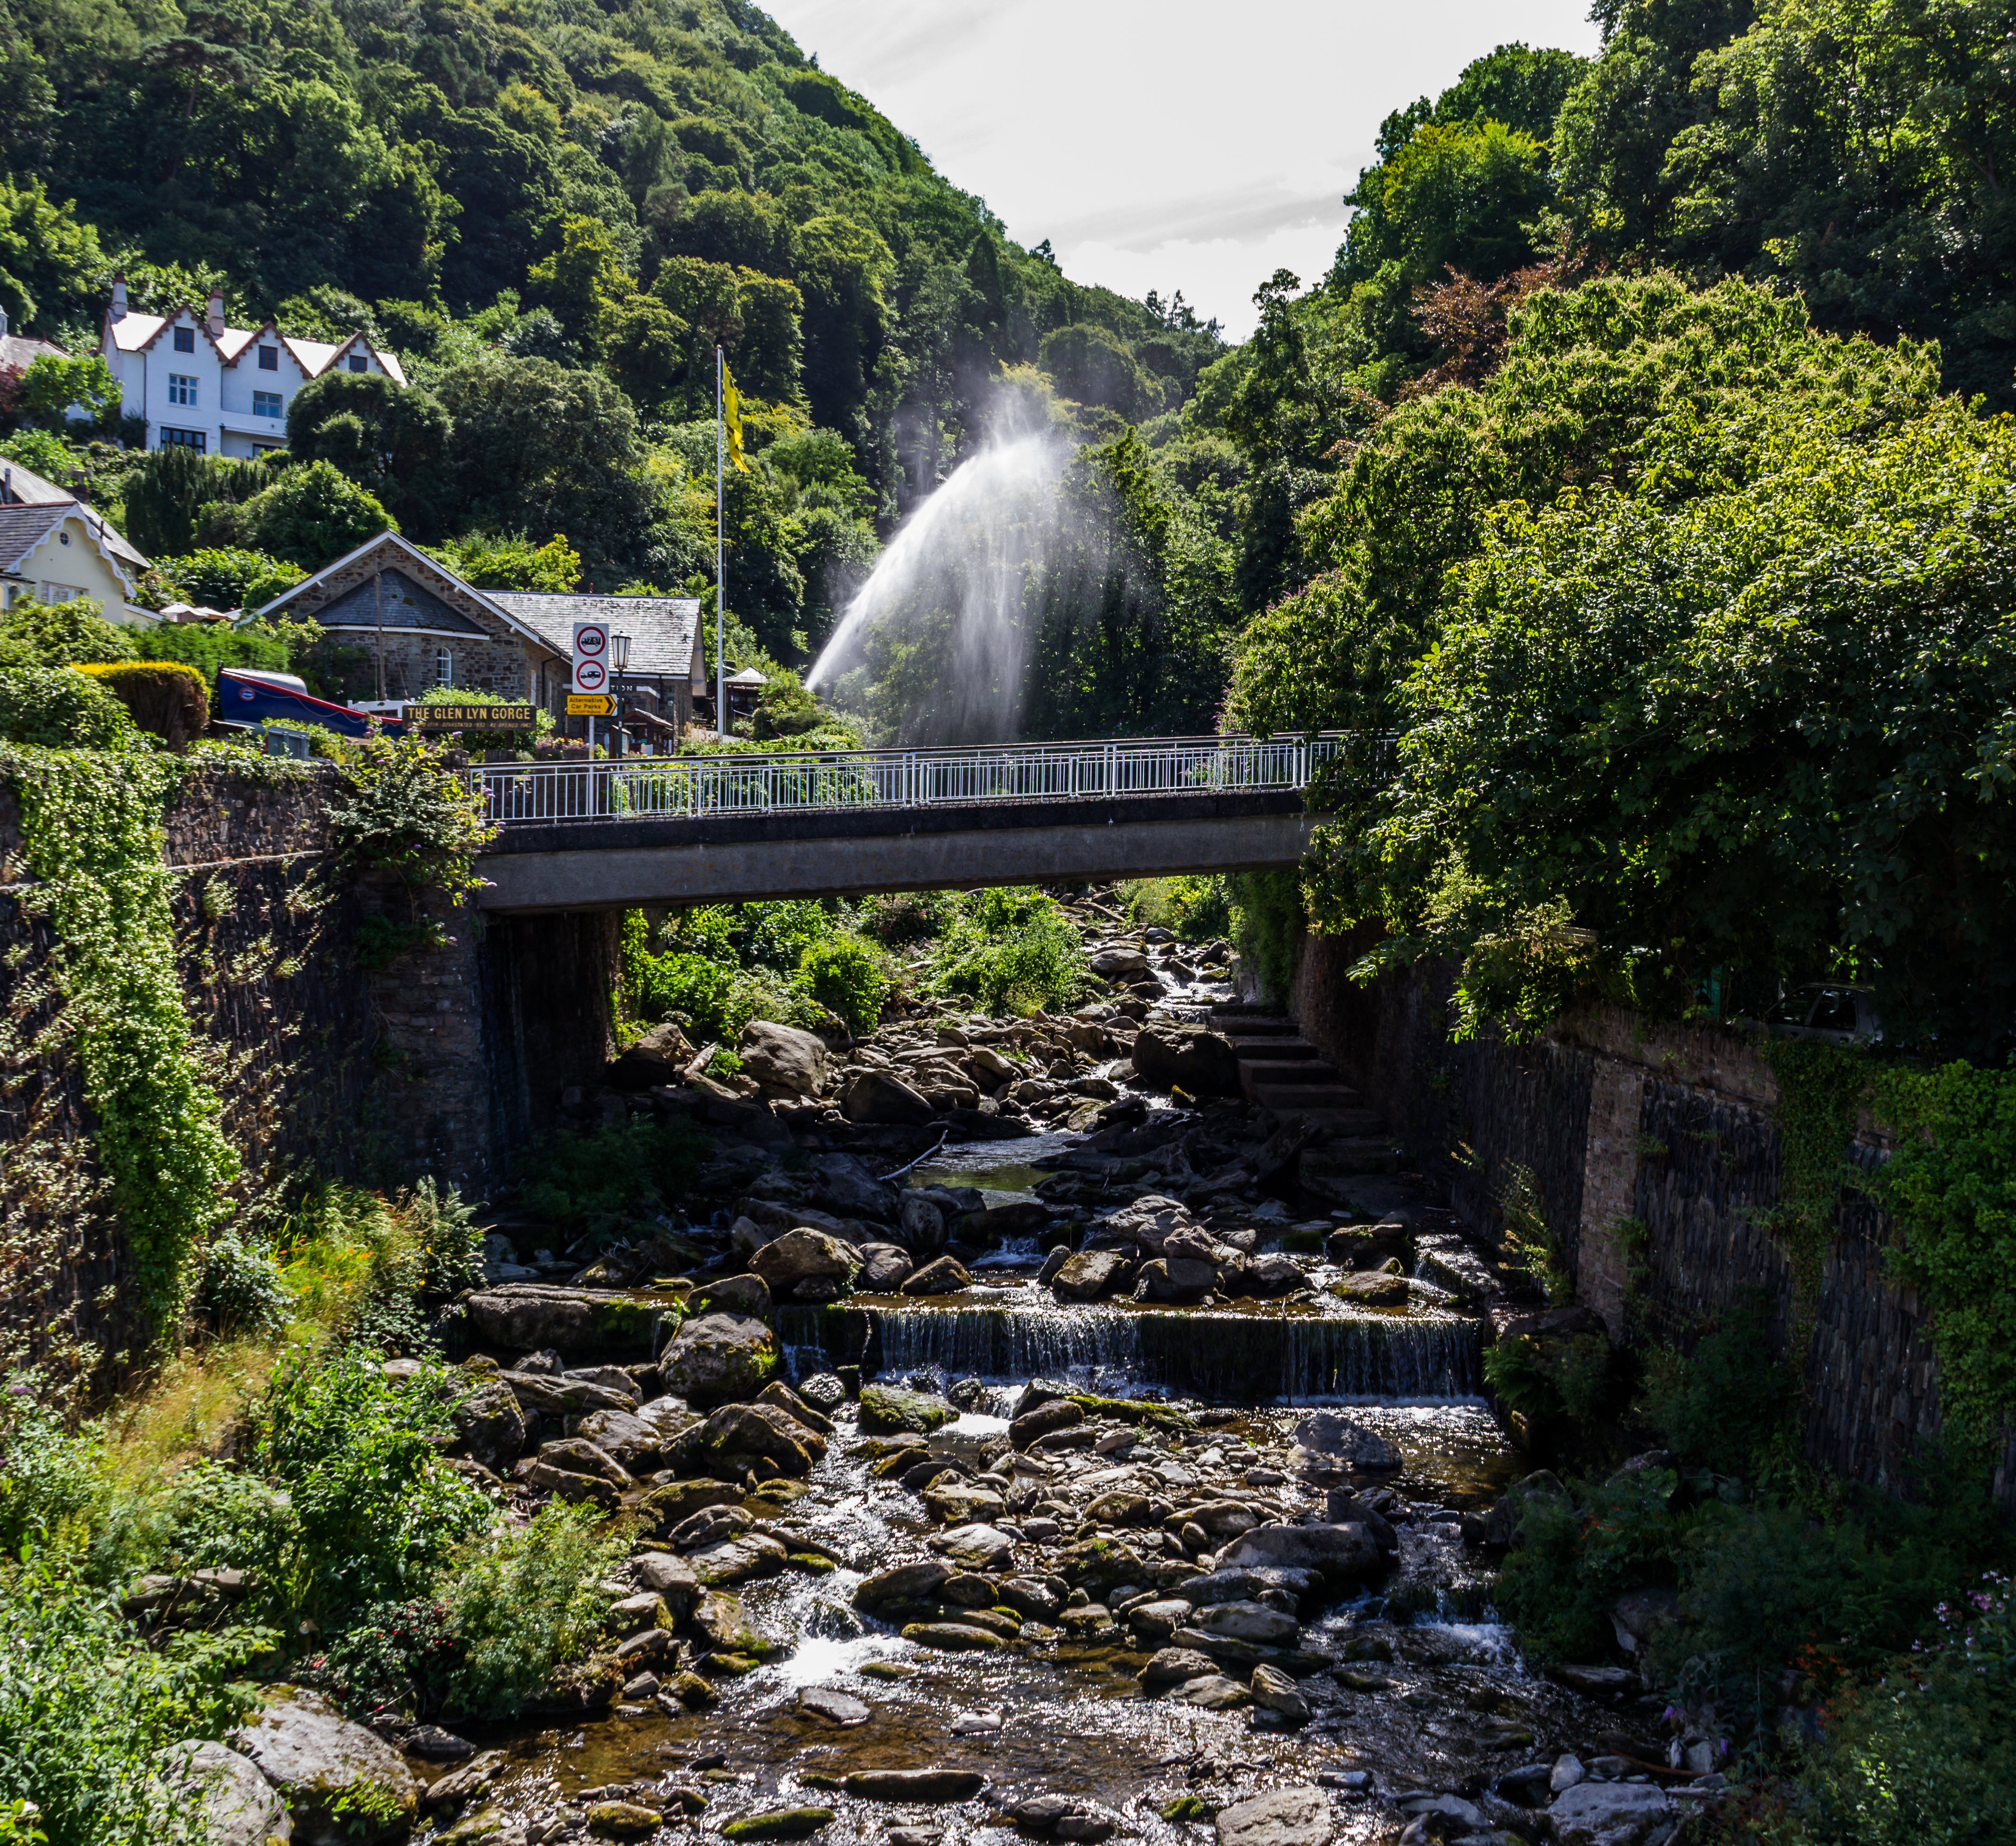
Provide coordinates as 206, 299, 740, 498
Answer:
572, 620, 608, 695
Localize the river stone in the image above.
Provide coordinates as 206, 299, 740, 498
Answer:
933, 1522, 1015, 1569
1290, 1411, 1404, 1470
842, 1769, 985, 1802
231, 1688, 419, 1844
841, 1070, 936, 1126
901, 1255, 971, 1296
738, 1020, 828, 1097
1194, 1601, 1300, 1646
1126, 1599, 1194, 1644
1250, 1663, 1310, 1723
660, 1313, 779, 1407
532, 1436, 634, 1488
749, 1228, 861, 1294
898, 1193, 947, 1255
573, 1408, 672, 1473
692, 1273, 773, 1320
691, 1532, 790, 1585
1172, 1674, 1251, 1709
161, 1740, 292, 1846
630, 1477, 743, 1531
858, 1242, 914, 1292
1089, 945, 1151, 976
1049, 1250, 1129, 1303
721, 1806, 835, 1841
797, 1372, 849, 1413
859, 1383, 952, 1434
796, 1686, 872, 1726
606, 1591, 671, 1637
1010, 1398, 1085, 1448
1129, 1022, 1242, 1097
692, 1590, 770, 1655
1102, 1194, 1197, 1256
632, 1551, 702, 1615
587, 1802, 662, 1839
1547, 1783, 1671, 1846
450, 1380, 526, 1474
1328, 1271, 1409, 1308
1216, 1522, 1383, 1581
1235, 1254, 1309, 1298
694, 1402, 822, 1476
498, 1370, 634, 1419
854, 1560, 953, 1612
1214, 1785, 1330, 1846
607, 1020, 694, 1091
924, 1480, 1006, 1524
464, 1285, 672, 1357
1140, 1646, 1220, 1687
756, 1380, 832, 1436
1133, 1257, 1217, 1303
902, 1620, 1008, 1652
1183, 1565, 1322, 1607
421, 1750, 504, 1810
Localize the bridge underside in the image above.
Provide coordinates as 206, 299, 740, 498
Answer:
476, 791, 1323, 912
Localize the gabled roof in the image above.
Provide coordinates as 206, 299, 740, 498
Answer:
283, 332, 410, 387
0, 499, 145, 585
255, 529, 564, 653
0, 459, 151, 574
105, 308, 408, 384
316, 567, 489, 637
0, 331, 65, 371
488, 593, 703, 679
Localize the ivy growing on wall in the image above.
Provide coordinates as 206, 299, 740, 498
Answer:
1, 743, 239, 1342
1760, 1038, 1870, 1329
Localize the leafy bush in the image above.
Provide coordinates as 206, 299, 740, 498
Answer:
203, 459, 395, 570
435, 1503, 626, 1718
301, 1596, 457, 1724
71, 662, 208, 749
1639, 1295, 1791, 1479
512, 1118, 710, 1238
189, 1231, 289, 1339
0, 665, 143, 750
1226, 869, 1300, 1001
150, 548, 305, 615
422, 530, 580, 593
0, 596, 136, 668
798, 933, 889, 1033
928, 888, 1087, 1015
0, 1401, 104, 1559
1120, 875, 1230, 940
144, 616, 318, 686
0, 1550, 269, 1846
859, 889, 952, 944
326, 731, 496, 903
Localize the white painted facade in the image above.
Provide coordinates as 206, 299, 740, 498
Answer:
0, 500, 156, 625
99, 283, 409, 460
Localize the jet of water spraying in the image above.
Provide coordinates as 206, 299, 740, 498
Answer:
807, 426, 1068, 744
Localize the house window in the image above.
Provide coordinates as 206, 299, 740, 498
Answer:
172, 326, 194, 353
168, 373, 197, 406
253, 390, 282, 419
37, 583, 81, 604
159, 427, 207, 451
348, 355, 369, 373
258, 345, 278, 370
434, 648, 453, 687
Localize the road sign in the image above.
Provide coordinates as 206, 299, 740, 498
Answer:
407, 704, 535, 731
566, 694, 612, 716
573, 658, 608, 693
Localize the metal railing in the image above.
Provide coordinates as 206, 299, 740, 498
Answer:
469, 733, 1348, 827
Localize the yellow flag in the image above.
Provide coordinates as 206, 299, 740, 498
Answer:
721, 358, 750, 473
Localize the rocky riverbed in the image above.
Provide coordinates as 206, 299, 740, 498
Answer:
169, 910, 1723, 1846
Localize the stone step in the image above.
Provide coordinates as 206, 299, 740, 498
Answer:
1240, 1058, 1342, 1090
1274, 1125, 1403, 1171
1210, 1011, 1297, 1035
1225, 1036, 1321, 1060
1249, 1082, 1372, 1115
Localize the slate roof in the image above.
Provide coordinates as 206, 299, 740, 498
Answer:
488, 593, 703, 680
314, 567, 490, 636
0, 459, 150, 573
0, 503, 68, 573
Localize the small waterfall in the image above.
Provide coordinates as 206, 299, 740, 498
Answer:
789, 1300, 1484, 1404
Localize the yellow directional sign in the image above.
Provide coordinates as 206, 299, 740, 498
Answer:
567, 694, 613, 716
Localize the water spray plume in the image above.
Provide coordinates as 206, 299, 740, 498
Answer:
808, 412, 1068, 745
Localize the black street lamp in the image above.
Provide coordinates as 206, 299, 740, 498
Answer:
611, 631, 632, 757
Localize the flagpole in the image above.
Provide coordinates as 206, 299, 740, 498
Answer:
716, 345, 726, 742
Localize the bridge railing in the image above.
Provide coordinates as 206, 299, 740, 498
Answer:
468, 733, 1349, 826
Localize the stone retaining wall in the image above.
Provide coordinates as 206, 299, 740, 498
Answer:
1290, 927, 2016, 1507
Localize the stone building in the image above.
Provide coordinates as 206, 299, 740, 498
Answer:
256, 530, 705, 734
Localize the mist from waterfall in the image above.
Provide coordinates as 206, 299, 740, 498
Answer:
806, 408, 1069, 745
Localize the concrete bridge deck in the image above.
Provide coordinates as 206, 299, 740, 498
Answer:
470, 734, 1340, 912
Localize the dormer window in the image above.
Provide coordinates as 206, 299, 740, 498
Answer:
258, 345, 278, 370
348, 355, 368, 373
172, 326, 194, 353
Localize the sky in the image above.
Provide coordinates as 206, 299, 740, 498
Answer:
757, 0, 1606, 339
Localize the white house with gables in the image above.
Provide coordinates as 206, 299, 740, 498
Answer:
98, 281, 408, 458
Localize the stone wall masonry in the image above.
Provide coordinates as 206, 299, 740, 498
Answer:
1288, 925, 2016, 1507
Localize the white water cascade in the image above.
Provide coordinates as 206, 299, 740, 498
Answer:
806, 425, 1067, 743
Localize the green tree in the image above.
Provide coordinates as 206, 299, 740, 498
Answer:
285, 370, 451, 536
225, 461, 395, 571
0, 175, 104, 332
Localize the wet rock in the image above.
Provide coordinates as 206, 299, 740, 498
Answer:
901, 1256, 971, 1296
692, 1274, 773, 1319
858, 1243, 914, 1292
842, 1769, 985, 1802
532, 1436, 636, 1488
1321, 1491, 1398, 1554
664, 1671, 720, 1709
797, 1373, 849, 1413
605, 1591, 671, 1636
887, 1832, 942, 1846
1140, 1646, 1220, 1687
1082, 1491, 1150, 1525
949, 1201, 1053, 1248
814, 1152, 904, 1221
738, 1020, 829, 1097
951, 1707, 1004, 1735
1328, 1271, 1410, 1308
859, 1383, 952, 1434
449, 1380, 527, 1475
572, 1408, 673, 1474
1184, 1503, 1265, 1542
932, 1523, 1016, 1570
1215, 1522, 1384, 1581
629, 1478, 743, 1532
159, 1740, 292, 1846
1194, 1601, 1299, 1646
587, 1802, 662, 1839
1172, 1675, 1252, 1709
660, 1313, 780, 1408
1126, 1598, 1194, 1644
898, 1193, 947, 1255
693, 1402, 822, 1477
1551, 1756, 1586, 1794
757, 1380, 833, 1436
1250, 1663, 1310, 1723
1102, 1193, 1198, 1255
1290, 1410, 1403, 1471
1013, 1794, 1116, 1840
749, 1228, 862, 1296
841, 1070, 936, 1126
1395, 1793, 1484, 1831
902, 1620, 1009, 1652
421, 1750, 504, 1809
691, 1532, 790, 1585
231, 1687, 420, 1845
1548, 1783, 1670, 1845
1130, 1022, 1242, 1097
995, 1576, 1064, 1620
515, 1460, 624, 1510
1089, 946, 1151, 977
1133, 1257, 1217, 1303
925, 1480, 1006, 1523
1009, 1398, 1085, 1448
1213, 1785, 1329, 1846
607, 1020, 695, 1091
613, 1625, 677, 1670
721, 1807, 835, 1841
854, 1560, 953, 1613
795, 1686, 871, 1726
692, 1590, 771, 1656
465, 1285, 672, 1358
1049, 1250, 1129, 1303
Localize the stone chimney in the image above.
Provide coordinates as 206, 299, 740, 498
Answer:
109, 276, 128, 322
206, 288, 226, 339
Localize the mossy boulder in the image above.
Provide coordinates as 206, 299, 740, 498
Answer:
857, 1383, 951, 1434
660, 1311, 779, 1406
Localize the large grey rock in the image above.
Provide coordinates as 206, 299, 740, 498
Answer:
1213, 1785, 1331, 1846
231, 1688, 420, 1844
660, 1312, 779, 1407
1139, 1646, 1220, 1687
692, 1402, 821, 1476
1194, 1600, 1299, 1645
933, 1523, 1015, 1569
858, 1383, 951, 1434
1130, 1022, 1241, 1097
898, 1192, 947, 1255
1089, 945, 1151, 977
1050, 1249, 1130, 1302
161, 1740, 291, 1846
1133, 1257, 1217, 1303
1290, 1410, 1403, 1470
840, 1070, 935, 1126
857, 1242, 914, 1292
815, 1152, 903, 1221
463, 1285, 673, 1358
1249, 1662, 1310, 1723
632, 1551, 702, 1617
608, 1020, 695, 1091
1102, 1194, 1198, 1256
748, 1227, 862, 1294
1547, 1783, 1672, 1846
738, 1019, 828, 1097
900, 1255, 970, 1296
1216, 1522, 1384, 1582
691, 1273, 772, 1320
574, 1407, 677, 1473
449, 1379, 526, 1474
